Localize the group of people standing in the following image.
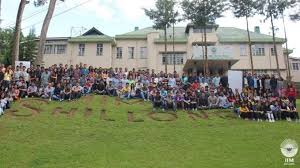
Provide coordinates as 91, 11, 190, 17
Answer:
0, 63, 298, 123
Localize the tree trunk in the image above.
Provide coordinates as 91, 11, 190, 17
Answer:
164, 25, 167, 73
201, 32, 205, 74
282, 15, 291, 82
11, 0, 27, 67
204, 25, 208, 77
246, 16, 254, 75
173, 22, 175, 73
36, 0, 57, 65
270, 13, 281, 77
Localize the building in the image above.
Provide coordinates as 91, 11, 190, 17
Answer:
42, 24, 287, 76
289, 57, 300, 82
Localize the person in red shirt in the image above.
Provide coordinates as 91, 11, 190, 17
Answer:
191, 80, 199, 91
286, 83, 297, 107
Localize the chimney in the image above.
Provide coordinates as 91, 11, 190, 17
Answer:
254, 26, 260, 34
134, 27, 139, 31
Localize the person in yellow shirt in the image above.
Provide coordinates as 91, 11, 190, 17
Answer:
3, 66, 13, 88
239, 103, 250, 120
120, 83, 131, 99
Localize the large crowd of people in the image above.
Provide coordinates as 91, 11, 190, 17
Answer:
0, 63, 298, 123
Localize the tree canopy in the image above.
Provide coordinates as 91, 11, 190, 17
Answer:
144, 0, 178, 30
181, 0, 228, 27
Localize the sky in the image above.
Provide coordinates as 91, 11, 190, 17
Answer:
1, 0, 300, 57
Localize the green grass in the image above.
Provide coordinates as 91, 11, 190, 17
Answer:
0, 96, 299, 168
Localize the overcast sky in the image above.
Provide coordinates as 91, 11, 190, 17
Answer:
2, 0, 300, 57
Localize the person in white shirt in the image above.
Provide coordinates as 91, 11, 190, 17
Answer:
168, 74, 176, 88
27, 83, 38, 97
72, 82, 83, 99
42, 83, 54, 100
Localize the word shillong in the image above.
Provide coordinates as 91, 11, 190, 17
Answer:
8, 102, 234, 122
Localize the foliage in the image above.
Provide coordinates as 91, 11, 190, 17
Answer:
258, 0, 298, 20
34, 0, 64, 7
181, 0, 228, 27
230, 0, 258, 18
289, 0, 300, 20
0, 27, 37, 65
20, 28, 37, 62
144, 0, 178, 30
0, 28, 14, 65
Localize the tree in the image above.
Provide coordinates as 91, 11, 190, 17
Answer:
289, 0, 300, 20
181, 0, 228, 76
170, 3, 181, 73
0, 28, 14, 65
230, 0, 258, 75
258, 0, 298, 77
35, 0, 64, 65
11, 0, 28, 67
144, 0, 178, 73
20, 27, 37, 62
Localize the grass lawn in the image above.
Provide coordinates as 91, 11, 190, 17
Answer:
0, 96, 299, 168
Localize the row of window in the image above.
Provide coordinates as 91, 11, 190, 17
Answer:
193, 28, 213, 33
44, 44, 67, 54
240, 45, 278, 56
78, 44, 103, 56
292, 63, 299, 70
116, 47, 148, 59
162, 53, 184, 65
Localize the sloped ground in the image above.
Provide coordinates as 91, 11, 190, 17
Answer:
0, 96, 299, 168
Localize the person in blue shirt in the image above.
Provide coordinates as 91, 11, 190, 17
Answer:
246, 73, 254, 89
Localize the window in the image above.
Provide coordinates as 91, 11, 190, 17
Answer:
193, 28, 212, 33
128, 47, 134, 59
292, 63, 299, 70
240, 45, 247, 56
56, 45, 66, 54
78, 44, 85, 56
96, 44, 103, 56
252, 45, 265, 56
44, 45, 53, 54
270, 48, 276, 56
140, 47, 147, 59
116, 47, 123, 59
162, 53, 184, 65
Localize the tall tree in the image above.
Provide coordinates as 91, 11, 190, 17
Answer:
258, 0, 298, 77
20, 27, 37, 62
35, 0, 64, 65
230, 0, 258, 75
170, 3, 181, 73
144, 0, 178, 73
0, 28, 14, 65
11, 0, 28, 67
279, 0, 299, 81
181, 0, 227, 76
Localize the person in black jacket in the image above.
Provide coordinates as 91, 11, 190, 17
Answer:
270, 75, 277, 95
220, 73, 228, 88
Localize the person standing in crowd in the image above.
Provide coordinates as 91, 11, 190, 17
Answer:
286, 83, 297, 107
41, 68, 50, 87
270, 75, 278, 95
220, 73, 228, 88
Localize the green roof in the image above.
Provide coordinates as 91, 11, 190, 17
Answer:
154, 27, 188, 43
116, 26, 285, 44
217, 27, 285, 43
115, 27, 157, 39
69, 35, 113, 43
